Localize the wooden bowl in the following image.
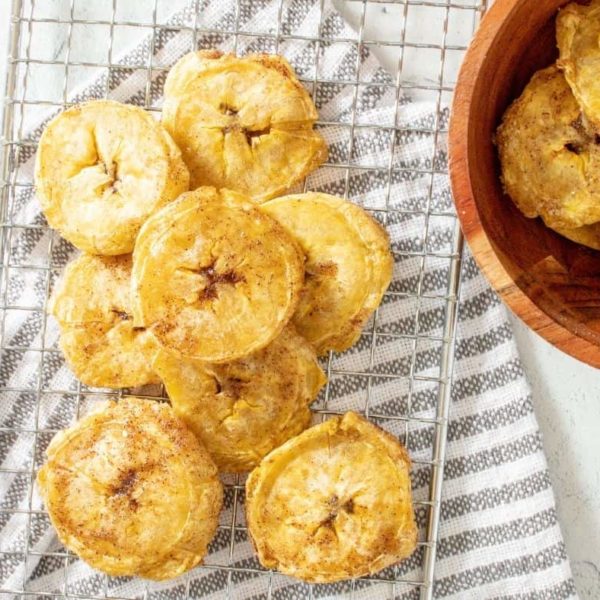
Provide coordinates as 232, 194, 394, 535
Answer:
449, 0, 600, 368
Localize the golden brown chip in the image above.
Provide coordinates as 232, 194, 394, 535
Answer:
49, 254, 158, 388
35, 100, 189, 255
557, 0, 600, 130
162, 51, 327, 201
262, 192, 393, 355
131, 186, 304, 362
37, 398, 223, 580
149, 325, 326, 473
550, 222, 600, 250
496, 65, 600, 230
245, 412, 418, 583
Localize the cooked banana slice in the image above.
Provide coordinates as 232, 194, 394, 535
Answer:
162, 51, 327, 201
131, 187, 304, 362
262, 193, 393, 355
245, 411, 418, 583
49, 254, 159, 388
557, 0, 600, 130
163, 48, 226, 99
550, 222, 600, 251
148, 326, 326, 473
35, 100, 189, 255
496, 65, 600, 230
37, 398, 223, 580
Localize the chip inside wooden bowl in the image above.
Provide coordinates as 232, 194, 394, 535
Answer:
449, 0, 600, 368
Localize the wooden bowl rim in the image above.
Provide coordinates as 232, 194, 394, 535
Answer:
449, 0, 600, 368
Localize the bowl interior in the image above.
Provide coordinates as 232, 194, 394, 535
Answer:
461, 0, 600, 350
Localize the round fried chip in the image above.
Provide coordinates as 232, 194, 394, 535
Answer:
35, 100, 189, 255
37, 398, 223, 580
49, 254, 159, 388
557, 0, 600, 130
496, 65, 600, 230
149, 325, 326, 473
131, 187, 304, 362
245, 411, 418, 583
551, 222, 600, 251
162, 51, 327, 201
262, 193, 393, 355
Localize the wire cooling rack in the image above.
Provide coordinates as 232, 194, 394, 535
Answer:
0, 0, 486, 598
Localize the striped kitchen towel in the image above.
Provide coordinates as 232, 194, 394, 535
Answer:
0, 0, 576, 598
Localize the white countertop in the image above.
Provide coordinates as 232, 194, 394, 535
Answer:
510, 316, 600, 599
0, 0, 598, 597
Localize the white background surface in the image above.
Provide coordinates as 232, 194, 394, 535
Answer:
509, 315, 600, 599
0, 0, 598, 597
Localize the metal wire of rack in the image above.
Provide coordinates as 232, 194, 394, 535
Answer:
0, 0, 486, 598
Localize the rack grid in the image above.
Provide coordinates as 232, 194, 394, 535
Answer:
0, 0, 486, 598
